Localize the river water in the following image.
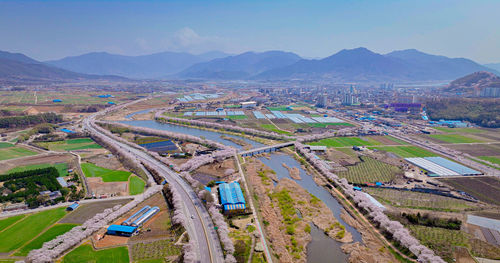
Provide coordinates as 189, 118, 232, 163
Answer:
120, 119, 362, 262
124, 109, 154, 119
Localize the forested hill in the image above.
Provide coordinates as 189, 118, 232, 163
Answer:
426, 99, 500, 128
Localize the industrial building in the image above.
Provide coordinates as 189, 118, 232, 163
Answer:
405, 157, 482, 177
241, 101, 257, 108
106, 225, 137, 237
219, 181, 246, 212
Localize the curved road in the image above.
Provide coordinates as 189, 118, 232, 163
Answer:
83, 112, 224, 263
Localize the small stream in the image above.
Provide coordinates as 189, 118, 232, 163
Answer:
121, 118, 363, 262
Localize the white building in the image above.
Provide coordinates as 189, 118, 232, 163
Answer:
241, 101, 257, 108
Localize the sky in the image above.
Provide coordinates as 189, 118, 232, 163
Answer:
0, 0, 499, 63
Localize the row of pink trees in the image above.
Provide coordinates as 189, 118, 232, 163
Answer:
26, 186, 162, 263
294, 142, 444, 263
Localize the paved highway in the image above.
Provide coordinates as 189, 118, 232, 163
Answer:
83, 110, 224, 263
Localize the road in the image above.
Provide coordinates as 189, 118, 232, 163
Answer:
83, 111, 224, 263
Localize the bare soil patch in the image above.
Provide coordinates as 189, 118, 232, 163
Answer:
87, 177, 128, 196
0, 153, 74, 173
60, 199, 132, 224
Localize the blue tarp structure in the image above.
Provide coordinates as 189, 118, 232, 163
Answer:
61, 128, 75, 133
107, 101, 115, 105
219, 182, 246, 211
139, 140, 177, 152
53, 99, 62, 102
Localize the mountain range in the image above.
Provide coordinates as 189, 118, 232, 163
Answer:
45, 51, 230, 79
0, 51, 124, 84
1, 48, 499, 83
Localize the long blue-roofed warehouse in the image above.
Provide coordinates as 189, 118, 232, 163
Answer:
218, 181, 246, 213
107, 225, 137, 237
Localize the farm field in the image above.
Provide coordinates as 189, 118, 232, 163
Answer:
129, 176, 145, 195
433, 127, 484, 133
59, 199, 132, 224
408, 225, 500, 262
81, 163, 131, 182
266, 106, 292, 111
364, 188, 475, 211
0, 146, 38, 161
36, 138, 102, 151
6, 162, 69, 176
15, 223, 78, 256
308, 136, 382, 148
368, 146, 437, 158
0, 208, 67, 253
447, 143, 500, 157
306, 122, 354, 128
438, 176, 500, 206
0, 215, 25, 232
478, 156, 500, 165
62, 244, 129, 263
259, 124, 291, 135
226, 115, 248, 120
427, 134, 484, 144
130, 239, 181, 262
0, 142, 14, 148
337, 156, 402, 184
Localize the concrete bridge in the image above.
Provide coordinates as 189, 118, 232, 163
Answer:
239, 141, 294, 157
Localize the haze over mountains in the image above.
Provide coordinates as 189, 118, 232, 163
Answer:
1, 48, 499, 84
45, 51, 230, 79
0, 51, 124, 84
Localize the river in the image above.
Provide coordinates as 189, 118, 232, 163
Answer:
120, 118, 362, 262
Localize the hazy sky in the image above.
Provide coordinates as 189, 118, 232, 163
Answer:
1, 0, 499, 63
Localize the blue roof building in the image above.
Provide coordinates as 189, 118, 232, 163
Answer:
53, 99, 62, 103
61, 128, 75, 133
107, 101, 115, 105
219, 182, 246, 211
67, 202, 79, 211
107, 224, 137, 237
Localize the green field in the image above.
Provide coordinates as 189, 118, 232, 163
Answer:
0, 142, 14, 149
226, 115, 248, 120
365, 188, 474, 211
338, 156, 401, 183
479, 156, 500, 165
260, 124, 291, 135
0, 208, 67, 253
130, 239, 181, 262
408, 225, 469, 262
6, 163, 69, 177
266, 106, 292, 111
0, 146, 38, 161
368, 146, 437, 158
63, 244, 129, 263
306, 122, 354, 128
15, 223, 78, 256
36, 138, 102, 151
384, 136, 410, 145
0, 215, 25, 232
433, 127, 483, 133
308, 136, 382, 148
428, 134, 483, 144
129, 176, 145, 195
81, 163, 131, 182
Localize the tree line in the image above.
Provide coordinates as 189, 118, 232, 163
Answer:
0, 112, 63, 129
426, 99, 500, 128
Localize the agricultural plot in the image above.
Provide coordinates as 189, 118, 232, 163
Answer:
62, 244, 129, 263
368, 146, 437, 158
36, 138, 102, 151
364, 188, 474, 211
259, 124, 291, 135
0, 142, 14, 148
306, 122, 354, 128
129, 176, 145, 195
81, 163, 131, 182
60, 199, 132, 224
337, 156, 402, 184
15, 223, 78, 256
6, 162, 69, 176
308, 136, 382, 148
0, 146, 37, 161
0, 215, 25, 232
447, 143, 500, 157
266, 106, 292, 111
130, 239, 181, 262
427, 134, 484, 144
433, 127, 484, 133
0, 208, 67, 253
438, 176, 500, 206
479, 156, 500, 165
